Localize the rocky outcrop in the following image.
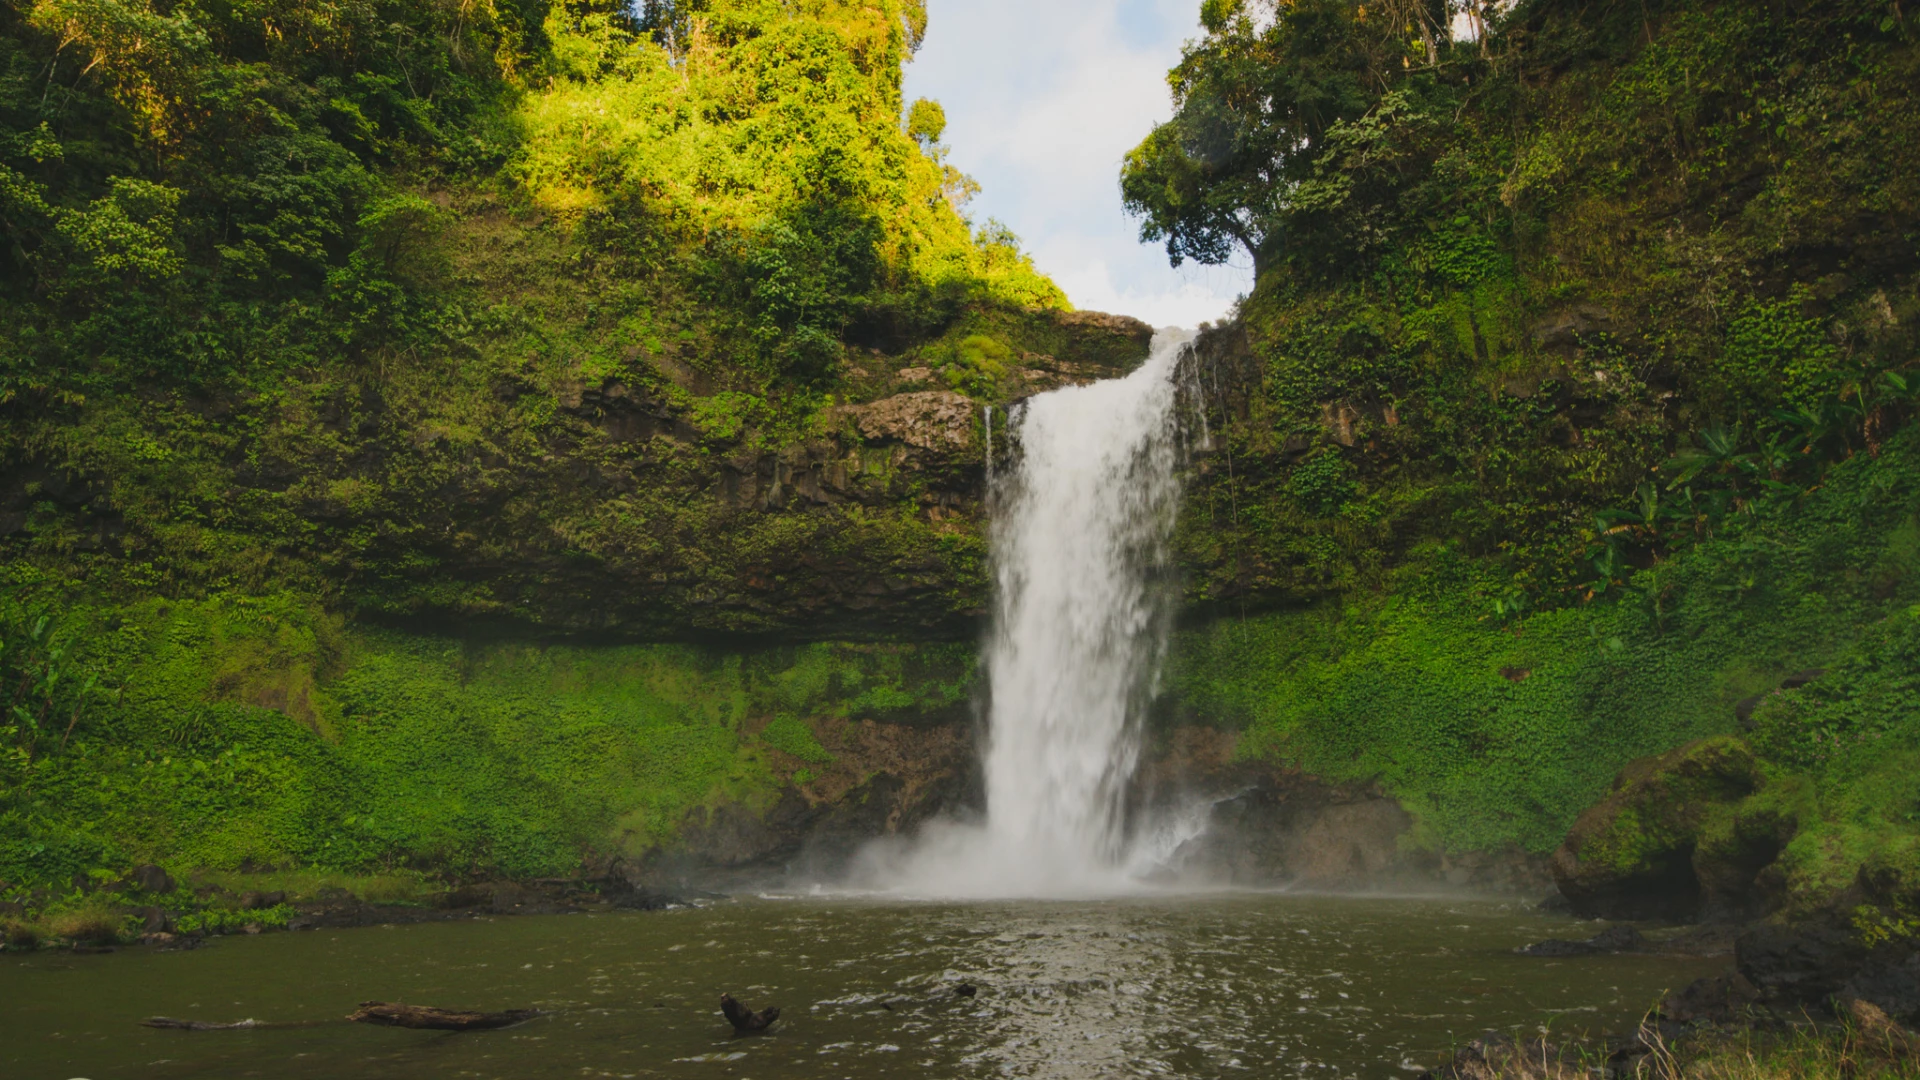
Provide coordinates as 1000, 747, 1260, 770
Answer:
1171, 779, 1418, 887
1550, 736, 1766, 920
1132, 732, 1551, 892
837, 391, 979, 453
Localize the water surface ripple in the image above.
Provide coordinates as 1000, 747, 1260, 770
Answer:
0, 894, 1718, 1079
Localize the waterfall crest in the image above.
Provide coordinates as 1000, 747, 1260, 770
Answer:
877, 328, 1195, 897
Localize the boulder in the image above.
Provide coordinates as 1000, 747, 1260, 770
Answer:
1550, 736, 1762, 920
1660, 972, 1762, 1023
839, 391, 977, 454
129, 865, 174, 895
1735, 916, 1874, 1007
1172, 779, 1417, 888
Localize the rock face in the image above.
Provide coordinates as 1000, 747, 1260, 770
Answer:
838, 391, 979, 453
1138, 733, 1551, 892
1172, 780, 1418, 887
1550, 736, 1766, 920
2, 307, 1151, 641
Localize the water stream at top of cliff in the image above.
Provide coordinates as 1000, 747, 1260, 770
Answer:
868, 328, 1196, 898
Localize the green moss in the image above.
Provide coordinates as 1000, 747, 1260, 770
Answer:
1169, 434, 1920, 854
0, 589, 979, 889
759, 715, 835, 764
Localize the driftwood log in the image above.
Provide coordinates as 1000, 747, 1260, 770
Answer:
347, 1001, 541, 1030
144, 1017, 266, 1031
720, 993, 779, 1034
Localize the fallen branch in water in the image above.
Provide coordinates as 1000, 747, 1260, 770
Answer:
144, 1017, 267, 1031
142, 1017, 331, 1031
720, 993, 779, 1034
347, 1001, 541, 1031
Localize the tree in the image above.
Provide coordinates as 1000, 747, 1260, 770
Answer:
1120, 0, 1451, 273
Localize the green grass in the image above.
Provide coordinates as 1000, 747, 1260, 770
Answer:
0, 587, 976, 890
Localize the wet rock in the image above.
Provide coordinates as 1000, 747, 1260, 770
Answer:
1840, 951, 1920, 1024
1172, 778, 1415, 887
1550, 736, 1762, 920
600, 865, 687, 911
954, 983, 977, 998
1660, 971, 1762, 1023
1735, 916, 1874, 1008
1517, 925, 1645, 957
1153, 761, 1552, 893
488, 883, 576, 916
720, 993, 780, 1034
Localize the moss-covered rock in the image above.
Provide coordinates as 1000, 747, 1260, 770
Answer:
1551, 735, 1763, 919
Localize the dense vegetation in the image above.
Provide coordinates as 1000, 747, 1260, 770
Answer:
0, 0, 1095, 894
1133, 0, 1920, 915
5, 0, 1920, 936
0, 0, 1095, 642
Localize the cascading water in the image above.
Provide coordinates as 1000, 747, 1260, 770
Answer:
876, 328, 1196, 897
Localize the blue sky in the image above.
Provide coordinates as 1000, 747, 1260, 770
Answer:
902, 0, 1256, 329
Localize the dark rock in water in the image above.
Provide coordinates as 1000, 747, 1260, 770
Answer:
720, 993, 780, 1034
129, 864, 175, 895
348, 1001, 541, 1031
1551, 736, 1761, 920
488, 883, 577, 916
1135, 734, 1551, 893
598, 863, 689, 910
608, 887, 683, 911
1165, 777, 1424, 889
1661, 971, 1762, 1023
1517, 925, 1645, 957
954, 983, 977, 998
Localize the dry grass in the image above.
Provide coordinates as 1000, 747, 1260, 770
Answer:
1617, 1011, 1920, 1080
43, 902, 130, 945
1, 918, 40, 949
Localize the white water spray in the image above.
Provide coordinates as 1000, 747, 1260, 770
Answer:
876, 328, 1195, 897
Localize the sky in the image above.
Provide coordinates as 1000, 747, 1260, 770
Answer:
901, 0, 1256, 330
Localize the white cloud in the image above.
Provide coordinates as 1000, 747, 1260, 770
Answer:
904, 0, 1254, 329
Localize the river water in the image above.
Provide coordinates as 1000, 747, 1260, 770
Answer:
3, 894, 1717, 1080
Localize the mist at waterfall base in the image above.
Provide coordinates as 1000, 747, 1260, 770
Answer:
856, 329, 1203, 899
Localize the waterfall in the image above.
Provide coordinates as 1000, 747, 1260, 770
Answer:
878, 328, 1195, 897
